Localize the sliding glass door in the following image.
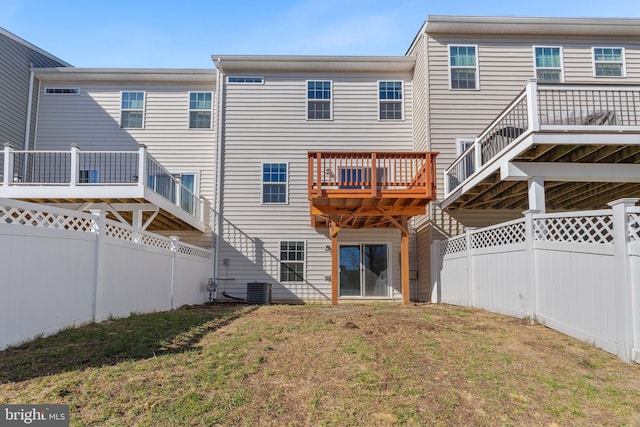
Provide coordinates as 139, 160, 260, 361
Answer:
339, 244, 389, 297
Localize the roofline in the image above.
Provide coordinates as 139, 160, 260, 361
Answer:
32, 67, 216, 83
425, 15, 640, 36
0, 27, 72, 67
212, 55, 416, 73
32, 67, 214, 75
405, 20, 427, 56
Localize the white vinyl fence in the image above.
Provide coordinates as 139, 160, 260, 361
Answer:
0, 199, 212, 350
431, 199, 640, 364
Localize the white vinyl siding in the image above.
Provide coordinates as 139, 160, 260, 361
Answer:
378, 81, 403, 120
307, 80, 332, 120
593, 47, 626, 77
534, 46, 563, 82
189, 91, 212, 128
120, 91, 145, 128
449, 45, 478, 90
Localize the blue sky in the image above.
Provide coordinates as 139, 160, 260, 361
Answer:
1, 0, 639, 68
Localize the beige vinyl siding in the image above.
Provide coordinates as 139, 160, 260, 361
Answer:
0, 33, 66, 151
417, 33, 640, 290
218, 72, 414, 302
34, 81, 216, 246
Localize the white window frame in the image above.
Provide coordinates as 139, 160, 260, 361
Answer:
533, 46, 564, 83
261, 162, 289, 205
120, 91, 145, 129
188, 91, 213, 129
279, 240, 306, 283
306, 80, 333, 120
592, 47, 626, 78
378, 80, 404, 121
44, 87, 80, 95
448, 45, 479, 90
227, 76, 264, 84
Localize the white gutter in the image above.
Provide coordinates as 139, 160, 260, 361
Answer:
213, 62, 225, 299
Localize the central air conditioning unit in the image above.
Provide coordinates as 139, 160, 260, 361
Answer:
246, 282, 270, 304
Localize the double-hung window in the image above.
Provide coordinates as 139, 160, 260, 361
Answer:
449, 45, 478, 89
280, 241, 305, 282
379, 81, 403, 120
121, 91, 145, 128
593, 47, 625, 77
262, 163, 287, 204
307, 80, 331, 120
534, 47, 563, 83
189, 92, 213, 128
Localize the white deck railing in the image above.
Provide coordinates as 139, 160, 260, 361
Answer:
1, 143, 204, 222
444, 81, 640, 196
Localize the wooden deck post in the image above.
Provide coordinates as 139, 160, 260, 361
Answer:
330, 221, 340, 305
401, 218, 410, 305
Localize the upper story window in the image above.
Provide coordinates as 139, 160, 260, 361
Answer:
262, 163, 288, 204
379, 81, 403, 120
449, 45, 478, 90
227, 76, 264, 84
45, 88, 79, 95
307, 80, 332, 120
120, 91, 145, 129
280, 241, 305, 282
593, 47, 625, 77
189, 92, 212, 129
534, 47, 563, 83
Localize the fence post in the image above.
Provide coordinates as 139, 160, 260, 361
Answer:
430, 240, 441, 303
3, 144, 14, 186
608, 198, 638, 363
465, 227, 477, 307
523, 209, 540, 323
70, 144, 79, 187
170, 236, 179, 310
91, 210, 107, 322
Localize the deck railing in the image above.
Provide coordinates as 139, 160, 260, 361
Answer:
308, 151, 437, 198
1, 143, 203, 222
444, 80, 640, 196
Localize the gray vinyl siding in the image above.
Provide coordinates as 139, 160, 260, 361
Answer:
218, 72, 413, 302
34, 81, 216, 246
0, 33, 66, 151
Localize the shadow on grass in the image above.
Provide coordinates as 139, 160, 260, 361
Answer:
0, 303, 257, 383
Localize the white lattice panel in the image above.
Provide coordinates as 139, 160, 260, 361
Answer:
178, 244, 212, 259
535, 215, 613, 244
629, 213, 640, 244
440, 236, 466, 255
0, 205, 94, 231
105, 223, 135, 242
471, 222, 526, 249
138, 233, 173, 250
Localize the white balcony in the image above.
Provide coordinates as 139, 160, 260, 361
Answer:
0, 144, 205, 231
442, 80, 640, 219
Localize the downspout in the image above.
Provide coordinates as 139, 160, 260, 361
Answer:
23, 66, 35, 181
213, 62, 225, 299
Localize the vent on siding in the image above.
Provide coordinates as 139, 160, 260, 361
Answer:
45, 88, 80, 94
246, 282, 270, 304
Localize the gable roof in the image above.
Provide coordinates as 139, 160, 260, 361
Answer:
0, 27, 71, 67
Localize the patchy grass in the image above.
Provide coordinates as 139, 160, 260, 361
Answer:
1, 303, 639, 426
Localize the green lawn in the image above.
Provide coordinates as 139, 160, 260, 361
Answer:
1, 303, 639, 426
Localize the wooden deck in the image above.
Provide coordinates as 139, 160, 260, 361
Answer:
308, 151, 438, 305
